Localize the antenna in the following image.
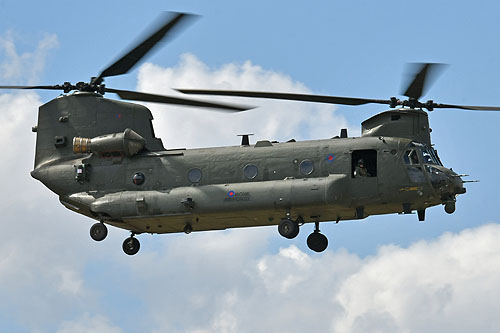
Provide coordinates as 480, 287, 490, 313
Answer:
237, 134, 254, 146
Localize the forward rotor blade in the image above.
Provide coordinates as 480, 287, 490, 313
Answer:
96, 12, 196, 82
105, 88, 253, 112
176, 89, 393, 106
175, 89, 500, 112
432, 103, 500, 111
402, 63, 447, 100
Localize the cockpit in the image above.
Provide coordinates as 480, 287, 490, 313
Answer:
403, 142, 446, 185
403, 142, 442, 166
401, 141, 466, 209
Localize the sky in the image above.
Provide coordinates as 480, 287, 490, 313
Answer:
1, 0, 500, 332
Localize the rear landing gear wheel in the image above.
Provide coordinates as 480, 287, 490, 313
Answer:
278, 218, 299, 239
307, 232, 328, 252
122, 236, 140, 255
90, 222, 108, 241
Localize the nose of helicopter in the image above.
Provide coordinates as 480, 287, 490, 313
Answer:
450, 173, 466, 195
428, 165, 466, 197
441, 168, 467, 196
438, 169, 466, 215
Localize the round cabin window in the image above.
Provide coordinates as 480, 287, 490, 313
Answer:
132, 172, 145, 185
188, 168, 202, 183
243, 164, 258, 179
299, 159, 314, 175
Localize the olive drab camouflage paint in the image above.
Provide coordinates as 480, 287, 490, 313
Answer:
30, 91, 466, 254
2, 12, 493, 255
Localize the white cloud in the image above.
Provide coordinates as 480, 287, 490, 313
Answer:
0, 37, 105, 332
0, 31, 59, 84
58, 313, 123, 333
0, 92, 41, 201
57, 268, 84, 295
136, 54, 354, 149
333, 224, 500, 333
87, 223, 497, 333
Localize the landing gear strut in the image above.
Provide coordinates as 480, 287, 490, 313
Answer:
90, 222, 108, 241
122, 234, 140, 255
307, 222, 328, 252
278, 218, 300, 239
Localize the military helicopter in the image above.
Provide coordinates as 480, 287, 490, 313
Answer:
2, 12, 499, 256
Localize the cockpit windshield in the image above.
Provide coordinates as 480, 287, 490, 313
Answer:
407, 142, 442, 166
421, 148, 440, 165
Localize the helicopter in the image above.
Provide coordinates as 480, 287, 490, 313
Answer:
1, 12, 499, 256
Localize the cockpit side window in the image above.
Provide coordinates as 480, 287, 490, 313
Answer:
404, 150, 419, 165
422, 148, 439, 165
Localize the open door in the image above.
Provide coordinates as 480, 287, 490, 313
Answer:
350, 149, 379, 202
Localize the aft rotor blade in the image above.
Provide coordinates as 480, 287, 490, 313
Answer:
96, 12, 196, 82
176, 89, 393, 106
105, 88, 253, 112
0, 85, 64, 90
402, 63, 447, 100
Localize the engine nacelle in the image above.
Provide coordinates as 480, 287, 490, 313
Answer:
73, 128, 146, 157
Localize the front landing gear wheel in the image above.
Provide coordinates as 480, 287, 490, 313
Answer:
278, 218, 299, 239
444, 202, 456, 214
307, 232, 328, 252
122, 237, 140, 255
90, 222, 108, 241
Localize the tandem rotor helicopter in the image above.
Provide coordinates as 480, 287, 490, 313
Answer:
1, 12, 499, 255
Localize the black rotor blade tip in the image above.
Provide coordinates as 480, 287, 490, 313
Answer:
402, 63, 448, 100
97, 12, 198, 80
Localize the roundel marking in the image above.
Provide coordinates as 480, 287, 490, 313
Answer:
326, 154, 335, 162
